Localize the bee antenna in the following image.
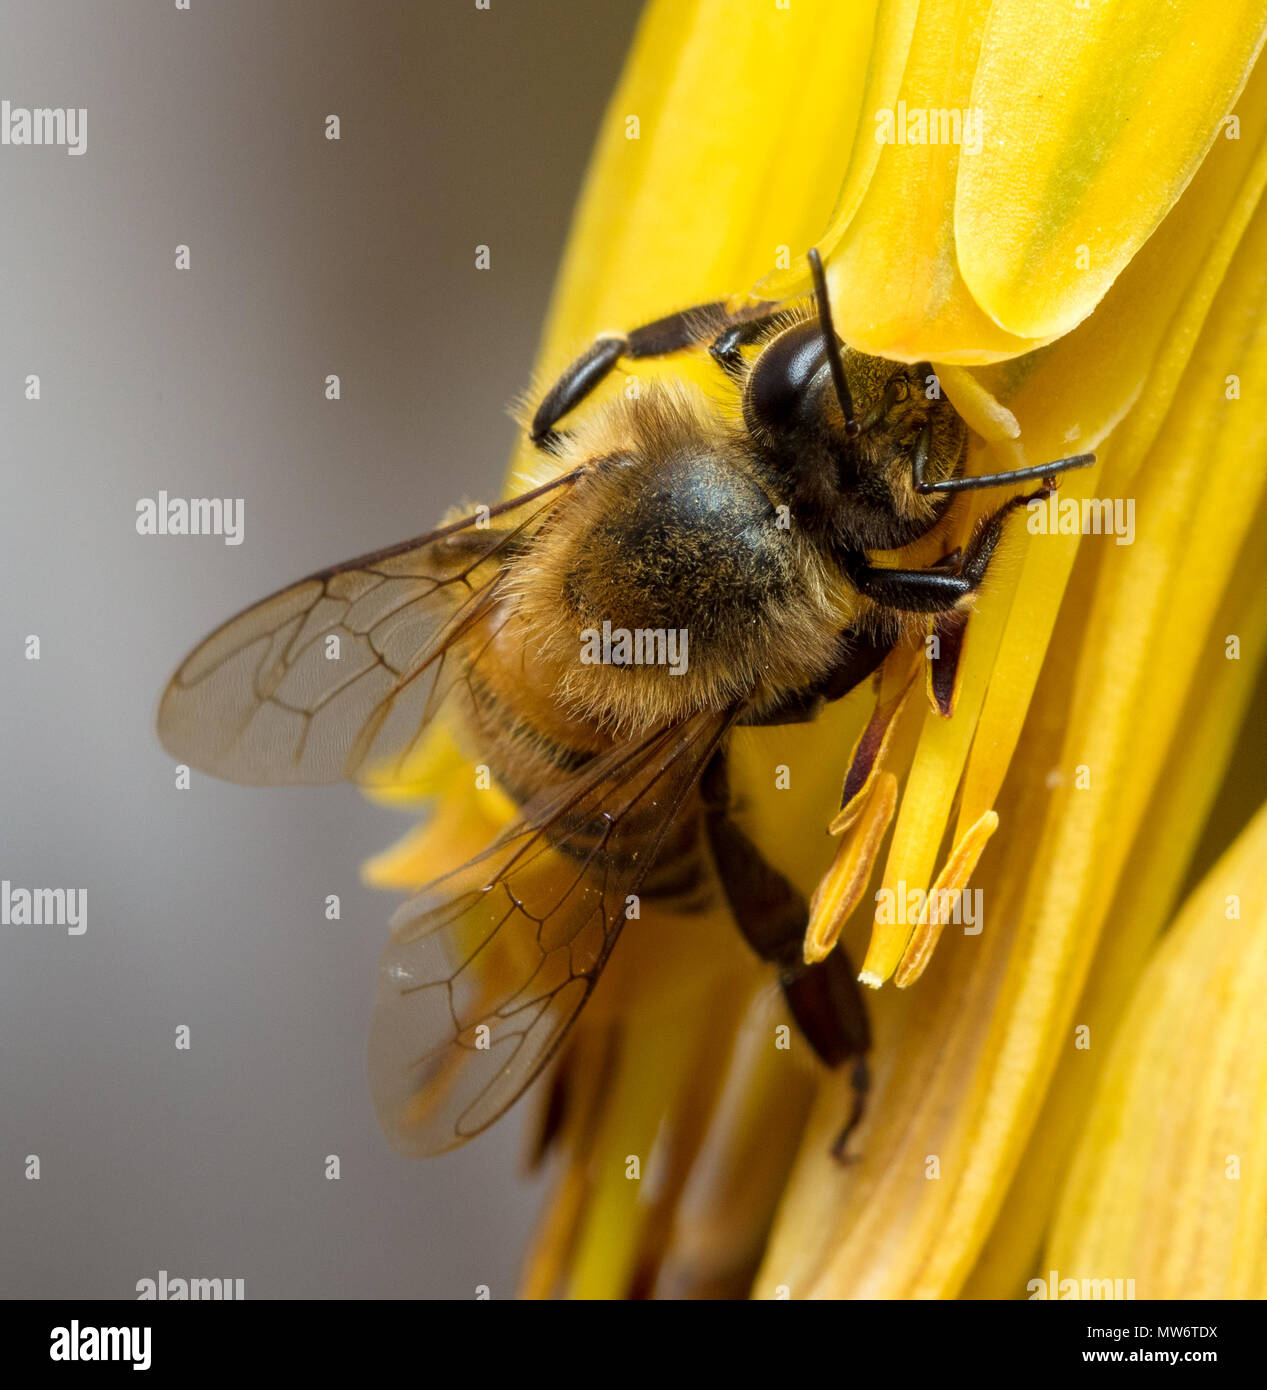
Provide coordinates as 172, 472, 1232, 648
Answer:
808, 247, 858, 438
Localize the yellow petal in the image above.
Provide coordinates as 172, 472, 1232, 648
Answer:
523, 0, 879, 406
956, 56, 1267, 841
561, 906, 759, 1298
1045, 799, 1267, 1297
937, 364, 1020, 444
361, 726, 514, 890
649, 989, 819, 1299
758, 0, 920, 304
964, 553, 1267, 1296
819, 0, 1037, 362
958, 0, 1267, 340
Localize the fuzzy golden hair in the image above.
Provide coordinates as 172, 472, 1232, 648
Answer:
505, 380, 866, 737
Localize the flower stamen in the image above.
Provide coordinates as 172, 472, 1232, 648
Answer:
805, 772, 898, 966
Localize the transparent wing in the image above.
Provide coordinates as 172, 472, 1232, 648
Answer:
369, 707, 736, 1156
157, 472, 581, 786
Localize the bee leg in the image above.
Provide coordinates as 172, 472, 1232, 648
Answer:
529, 300, 781, 451
737, 627, 894, 727
701, 750, 871, 1157
782, 957, 872, 1161
929, 608, 971, 717
708, 309, 788, 379
812, 628, 896, 703
737, 685, 825, 727
840, 483, 1056, 614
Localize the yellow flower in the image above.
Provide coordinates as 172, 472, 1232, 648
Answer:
369, 0, 1267, 1298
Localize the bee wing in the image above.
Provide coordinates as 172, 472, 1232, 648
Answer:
157, 472, 581, 786
369, 707, 736, 1156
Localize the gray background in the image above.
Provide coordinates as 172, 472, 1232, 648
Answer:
0, 0, 642, 1298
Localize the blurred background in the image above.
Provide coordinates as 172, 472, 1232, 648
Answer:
0, 0, 643, 1297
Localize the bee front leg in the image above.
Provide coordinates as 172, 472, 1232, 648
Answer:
707, 309, 788, 378
840, 483, 1054, 614
701, 749, 871, 1158
529, 300, 781, 452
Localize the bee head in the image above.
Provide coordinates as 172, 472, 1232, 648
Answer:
742, 249, 966, 550
849, 357, 935, 435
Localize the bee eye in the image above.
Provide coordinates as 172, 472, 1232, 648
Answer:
889, 377, 910, 405
744, 319, 832, 436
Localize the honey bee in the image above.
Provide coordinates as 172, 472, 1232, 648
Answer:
158, 251, 1092, 1157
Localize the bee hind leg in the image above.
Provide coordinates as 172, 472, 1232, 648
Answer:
701, 749, 871, 1159
782, 957, 872, 1161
